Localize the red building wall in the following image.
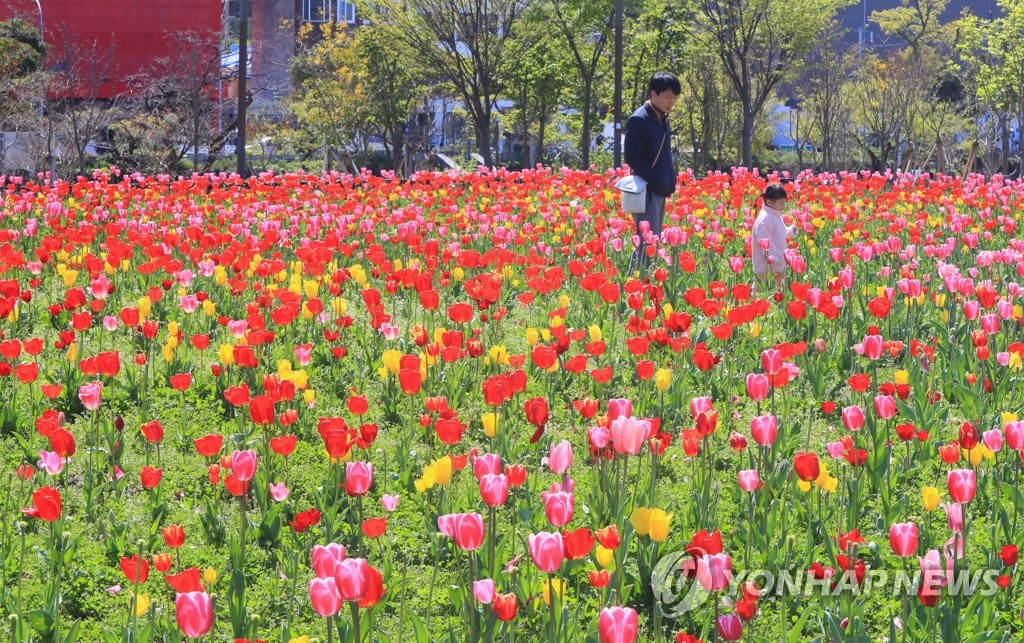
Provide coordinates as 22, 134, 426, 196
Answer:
0, 0, 222, 98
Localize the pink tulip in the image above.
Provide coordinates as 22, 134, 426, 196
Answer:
472, 453, 501, 480
309, 576, 342, 616
717, 614, 743, 641
311, 543, 346, 579
745, 373, 769, 401
888, 522, 918, 557
607, 398, 632, 421
479, 473, 509, 507
689, 396, 713, 416
982, 429, 1003, 452
872, 395, 897, 420
729, 256, 744, 273
918, 549, 953, 590
588, 425, 611, 449
944, 502, 963, 533
38, 450, 64, 476
381, 494, 400, 512
345, 461, 373, 496
528, 531, 564, 573
334, 557, 371, 601
841, 405, 865, 430
543, 491, 574, 527
963, 300, 980, 320
1005, 421, 1024, 449
547, 440, 573, 475
473, 578, 495, 604
229, 449, 257, 481
610, 416, 650, 455
696, 553, 732, 592
443, 512, 485, 551
826, 441, 845, 459
598, 606, 638, 643
947, 469, 977, 503
268, 482, 289, 501
980, 314, 1000, 334
737, 469, 760, 492
761, 349, 783, 375
861, 335, 884, 360
750, 415, 778, 447
78, 381, 103, 411
174, 591, 214, 638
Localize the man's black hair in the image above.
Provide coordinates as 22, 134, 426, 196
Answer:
649, 72, 681, 96
763, 182, 788, 201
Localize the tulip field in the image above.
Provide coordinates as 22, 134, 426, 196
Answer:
3, 166, 1024, 642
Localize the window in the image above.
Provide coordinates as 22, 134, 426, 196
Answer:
302, 0, 331, 22
337, 1, 356, 24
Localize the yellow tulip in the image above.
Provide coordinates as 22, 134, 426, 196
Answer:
587, 325, 602, 343
488, 345, 510, 366
433, 456, 453, 485
749, 323, 762, 338
1003, 412, 1018, 425
922, 486, 940, 512
525, 328, 539, 346
797, 480, 812, 493
218, 344, 235, 366
288, 637, 311, 643
332, 298, 349, 316
133, 593, 150, 617
648, 509, 672, 542
202, 299, 216, 316
453, 267, 465, 282
137, 296, 152, 319
303, 280, 319, 299
594, 545, 614, 568
381, 349, 402, 374
559, 294, 569, 309
542, 578, 565, 605
629, 507, 652, 536
655, 369, 671, 392
204, 567, 218, 584
894, 370, 909, 386
303, 389, 316, 405
61, 269, 78, 286
482, 413, 498, 438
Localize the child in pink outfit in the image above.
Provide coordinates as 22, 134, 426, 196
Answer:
751, 182, 796, 291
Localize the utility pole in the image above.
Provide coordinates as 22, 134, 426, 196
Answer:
613, 0, 624, 167
237, 0, 249, 177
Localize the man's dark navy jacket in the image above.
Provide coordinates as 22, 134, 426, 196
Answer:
624, 103, 675, 197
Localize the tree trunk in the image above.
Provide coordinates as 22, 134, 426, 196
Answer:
1000, 114, 1009, 174
473, 108, 493, 166
741, 109, 755, 169
537, 111, 547, 167
580, 78, 593, 169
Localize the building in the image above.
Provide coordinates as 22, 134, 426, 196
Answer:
0, 0, 222, 98
836, 0, 1000, 48
249, 0, 358, 101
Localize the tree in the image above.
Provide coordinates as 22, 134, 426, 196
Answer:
848, 53, 919, 170
289, 24, 373, 171
692, 0, 853, 168
0, 18, 47, 172
958, 0, 1024, 174
544, 0, 612, 168
363, 0, 528, 166
797, 24, 853, 171
501, 22, 565, 167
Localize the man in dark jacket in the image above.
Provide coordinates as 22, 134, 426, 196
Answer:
624, 72, 679, 272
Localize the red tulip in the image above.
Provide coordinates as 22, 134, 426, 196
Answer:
162, 524, 186, 549
361, 517, 387, 538
347, 394, 368, 415
793, 452, 820, 482
947, 469, 976, 503
269, 434, 297, 456
169, 373, 192, 391
595, 525, 621, 549
120, 554, 149, 584
174, 591, 213, 638
249, 394, 275, 425
21, 486, 61, 522
193, 434, 223, 458
598, 606, 638, 643
140, 420, 164, 444
562, 527, 595, 560
492, 592, 518, 621
140, 466, 163, 489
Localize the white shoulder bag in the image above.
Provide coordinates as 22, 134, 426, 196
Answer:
615, 128, 667, 214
